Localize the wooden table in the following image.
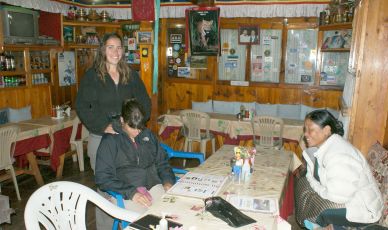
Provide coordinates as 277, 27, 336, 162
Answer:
142, 145, 301, 229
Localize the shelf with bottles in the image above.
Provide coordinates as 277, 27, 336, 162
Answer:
31, 72, 51, 85
0, 50, 25, 73
0, 75, 27, 88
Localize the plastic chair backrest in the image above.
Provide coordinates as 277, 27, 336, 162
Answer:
0, 126, 19, 169
24, 181, 140, 230
105, 190, 128, 230
179, 109, 210, 141
252, 116, 284, 149
160, 142, 205, 176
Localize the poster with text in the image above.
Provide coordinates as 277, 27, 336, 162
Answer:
58, 51, 76, 87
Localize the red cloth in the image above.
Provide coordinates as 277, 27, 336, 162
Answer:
132, 0, 155, 21
280, 173, 294, 219
14, 134, 51, 168
49, 124, 82, 171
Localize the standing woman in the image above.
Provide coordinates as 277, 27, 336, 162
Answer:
295, 110, 383, 229
76, 33, 151, 172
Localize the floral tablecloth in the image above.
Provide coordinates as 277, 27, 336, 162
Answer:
158, 112, 304, 142
142, 145, 300, 230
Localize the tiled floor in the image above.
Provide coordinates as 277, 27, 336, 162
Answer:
0, 155, 304, 230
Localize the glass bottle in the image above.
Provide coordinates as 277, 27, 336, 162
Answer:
5, 52, 12, 71
241, 159, 251, 182
0, 52, 6, 71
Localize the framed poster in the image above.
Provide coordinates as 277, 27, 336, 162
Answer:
186, 7, 220, 56
136, 31, 153, 44
238, 25, 260, 45
57, 51, 76, 87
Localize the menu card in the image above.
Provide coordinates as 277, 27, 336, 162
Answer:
226, 195, 279, 215
167, 172, 228, 199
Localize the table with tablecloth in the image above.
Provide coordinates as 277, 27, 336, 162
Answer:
142, 144, 301, 229
0, 122, 52, 186
158, 112, 305, 158
19, 111, 81, 172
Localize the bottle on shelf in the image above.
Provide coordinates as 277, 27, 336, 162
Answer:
5, 52, 12, 71
0, 52, 6, 71
10, 52, 16, 71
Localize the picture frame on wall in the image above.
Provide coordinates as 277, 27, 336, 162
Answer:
186, 7, 220, 56
238, 25, 260, 45
136, 31, 153, 44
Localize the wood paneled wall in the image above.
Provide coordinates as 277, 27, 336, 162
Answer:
159, 17, 342, 114
348, 0, 388, 154
0, 86, 52, 118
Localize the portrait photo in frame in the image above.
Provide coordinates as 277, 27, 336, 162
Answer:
136, 31, 153, 44
238, 25, 260, 45
186, 7, 220, 56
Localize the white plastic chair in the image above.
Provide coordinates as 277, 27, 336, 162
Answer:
24, 181, 140, 230
252, 116, 284, 149
56, 116, 87, 179
69, 116, 89, 172
180, 109, 215, 160
0, 125, 21, 200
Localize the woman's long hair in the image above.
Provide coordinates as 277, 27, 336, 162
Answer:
305, 109, 344, 136
94, 33, 131, 84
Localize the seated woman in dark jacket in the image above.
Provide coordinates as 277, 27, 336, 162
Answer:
95, 99, 175, 216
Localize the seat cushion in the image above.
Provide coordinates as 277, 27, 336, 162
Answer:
213, 100, 238, 115
8, 105, 32, 122
192, 100, 213, 113
255, 103, 278, 117
278, 104, 301, 120
0, 107, 9, 124
367, 142, 388, 226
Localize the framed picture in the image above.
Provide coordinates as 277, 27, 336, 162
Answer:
238, 25, 260, 45
186, 7, 220, 56
136, 31, 153, 44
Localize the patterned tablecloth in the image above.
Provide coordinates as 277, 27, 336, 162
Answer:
142, 145, 301, 230
158, 112, 304, 142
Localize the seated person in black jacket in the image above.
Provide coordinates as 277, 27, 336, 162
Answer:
95, 99, 175, 215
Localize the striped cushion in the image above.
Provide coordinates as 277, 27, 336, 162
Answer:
294, 175, 345, 226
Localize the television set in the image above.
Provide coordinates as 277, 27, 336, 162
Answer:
0, 6, 39, 44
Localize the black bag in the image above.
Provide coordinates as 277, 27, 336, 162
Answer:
204, 196, 256, 228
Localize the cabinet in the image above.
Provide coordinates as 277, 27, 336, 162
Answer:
0, 45, 56, 89
61, 16, 121, 49
317, 23, 352, 88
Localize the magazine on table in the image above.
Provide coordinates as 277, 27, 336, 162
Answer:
167, 172, 228, 199
226, 195, 279, 215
